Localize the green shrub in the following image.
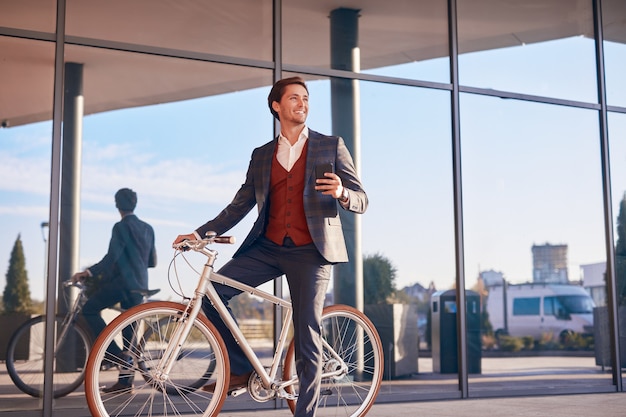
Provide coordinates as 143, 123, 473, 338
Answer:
498, 335, 524, 352
521, 336, 535, 350
536, 332, 559, 350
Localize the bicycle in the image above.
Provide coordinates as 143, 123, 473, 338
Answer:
4, 280, 161, 398
5, 281, 93, 398
84, 233, 384, 417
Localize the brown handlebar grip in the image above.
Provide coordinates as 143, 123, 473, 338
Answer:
214, 236, 236, 244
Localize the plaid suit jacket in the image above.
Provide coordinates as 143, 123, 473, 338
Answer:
195, 129, 367, 263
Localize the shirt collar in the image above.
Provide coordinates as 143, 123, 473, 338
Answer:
278, 126, 309, 145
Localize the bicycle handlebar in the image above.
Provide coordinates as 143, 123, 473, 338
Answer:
172, 232, 235, 251
63, 280, 85, 291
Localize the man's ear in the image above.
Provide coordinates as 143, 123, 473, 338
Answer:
272, 101, 280, 114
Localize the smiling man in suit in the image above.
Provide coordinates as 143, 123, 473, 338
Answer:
174, 76, 367, 417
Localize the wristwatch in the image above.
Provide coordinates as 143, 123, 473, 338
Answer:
339, 187, 349, 203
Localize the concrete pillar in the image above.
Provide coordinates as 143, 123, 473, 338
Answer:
59, 62, 83, 310
56, 62, 84, 371
330, 8, 363, 310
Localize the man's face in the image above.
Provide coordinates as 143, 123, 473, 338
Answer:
274, 84, 308, 125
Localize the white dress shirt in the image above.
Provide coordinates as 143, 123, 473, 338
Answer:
277, 127, 309, 171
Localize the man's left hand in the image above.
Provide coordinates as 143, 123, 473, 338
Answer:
315, 172, 343, 199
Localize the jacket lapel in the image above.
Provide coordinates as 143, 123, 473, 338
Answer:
305, 130, 322, 189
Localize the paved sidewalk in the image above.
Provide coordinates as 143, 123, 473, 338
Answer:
2, 354, 626, 416
1, 391, 626, 417
216, 393, 626, 417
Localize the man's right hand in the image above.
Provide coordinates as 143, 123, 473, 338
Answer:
71, 270, 89, 283
173, 233, 195, 245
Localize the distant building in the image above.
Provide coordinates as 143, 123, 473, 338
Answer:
480, 269, 505, 287
580, 261, 606, 307
402, 282, 431, 303
532, 243, 569, 284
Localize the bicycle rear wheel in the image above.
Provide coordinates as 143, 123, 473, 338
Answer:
5, 314, 91, 398
84, 301, 229, 417
283, 304, 384, 417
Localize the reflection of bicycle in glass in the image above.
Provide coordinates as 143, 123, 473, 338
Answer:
5, 281, 92, 398
4, 281, 161, 398
84, 233, 384, 417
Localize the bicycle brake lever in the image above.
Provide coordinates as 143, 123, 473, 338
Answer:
173, 239, 193, 251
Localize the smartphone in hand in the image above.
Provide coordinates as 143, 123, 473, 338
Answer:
315, 163, 334, 180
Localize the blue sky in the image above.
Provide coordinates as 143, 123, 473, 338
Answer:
1, 36, 625, 302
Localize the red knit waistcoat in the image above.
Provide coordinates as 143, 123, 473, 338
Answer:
264, 143, 313, 246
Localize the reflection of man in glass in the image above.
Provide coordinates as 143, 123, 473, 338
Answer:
174, 77, 368, 416
72, 188, 157, 393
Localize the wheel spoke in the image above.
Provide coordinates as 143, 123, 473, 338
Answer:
84, 302, 229, 417
282, 305, 383, 417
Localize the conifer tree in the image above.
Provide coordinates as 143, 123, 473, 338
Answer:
2, 234, 33, 314
363, 252, 397, 305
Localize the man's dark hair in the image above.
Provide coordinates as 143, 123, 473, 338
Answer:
115, 188, 137, 212
267, 76, 309, 121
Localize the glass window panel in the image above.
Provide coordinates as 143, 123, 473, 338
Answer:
603, 0, 626, 107
0, 119, 52, 306
360, 81, 456, 396
458, 0, 597, 103
544, 297, 555, 315
1, 36, 55, 128
513, 298, 540, 316
66, 0, 272, 61
65, 43, 273, 308
462, 94, 612, 391
0, 36, 54, 308
0, 0, 56, 33
608, 111, 626, 380
359, 82, 455, 294
283, 0, 450, 83
0, 37, 53, 414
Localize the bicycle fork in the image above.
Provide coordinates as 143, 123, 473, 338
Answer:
54, 291, 85, 351
151, 272, 210, 383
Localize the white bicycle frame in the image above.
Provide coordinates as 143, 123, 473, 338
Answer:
162, 238, 347, 397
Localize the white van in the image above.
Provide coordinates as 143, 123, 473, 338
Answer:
486, 283, 595, 342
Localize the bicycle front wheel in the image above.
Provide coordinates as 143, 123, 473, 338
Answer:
5, 314, 91, 398
139, 313, 218, 394
283, 304, 384, 417
84, 301, 229, 417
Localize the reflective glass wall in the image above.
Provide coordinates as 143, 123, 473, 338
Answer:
0, 34, 55, 414
608, 111, 626, 382
460, 95, 610, 393
604, 0, 626, 382
458, 0, 614, 396
1, 0, 626, 414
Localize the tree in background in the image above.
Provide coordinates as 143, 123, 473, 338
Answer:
472, 276, 493, 336
616, 192, 626, 306
363, 252, 397, 305
2, 235, 33, 314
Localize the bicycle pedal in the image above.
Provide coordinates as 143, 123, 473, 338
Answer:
229, 387, 248, 397
320, 388, 333, 396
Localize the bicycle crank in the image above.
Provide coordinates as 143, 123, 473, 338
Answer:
247, 372, 275, 402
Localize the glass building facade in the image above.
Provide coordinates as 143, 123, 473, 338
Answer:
1, 0, 625, 414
